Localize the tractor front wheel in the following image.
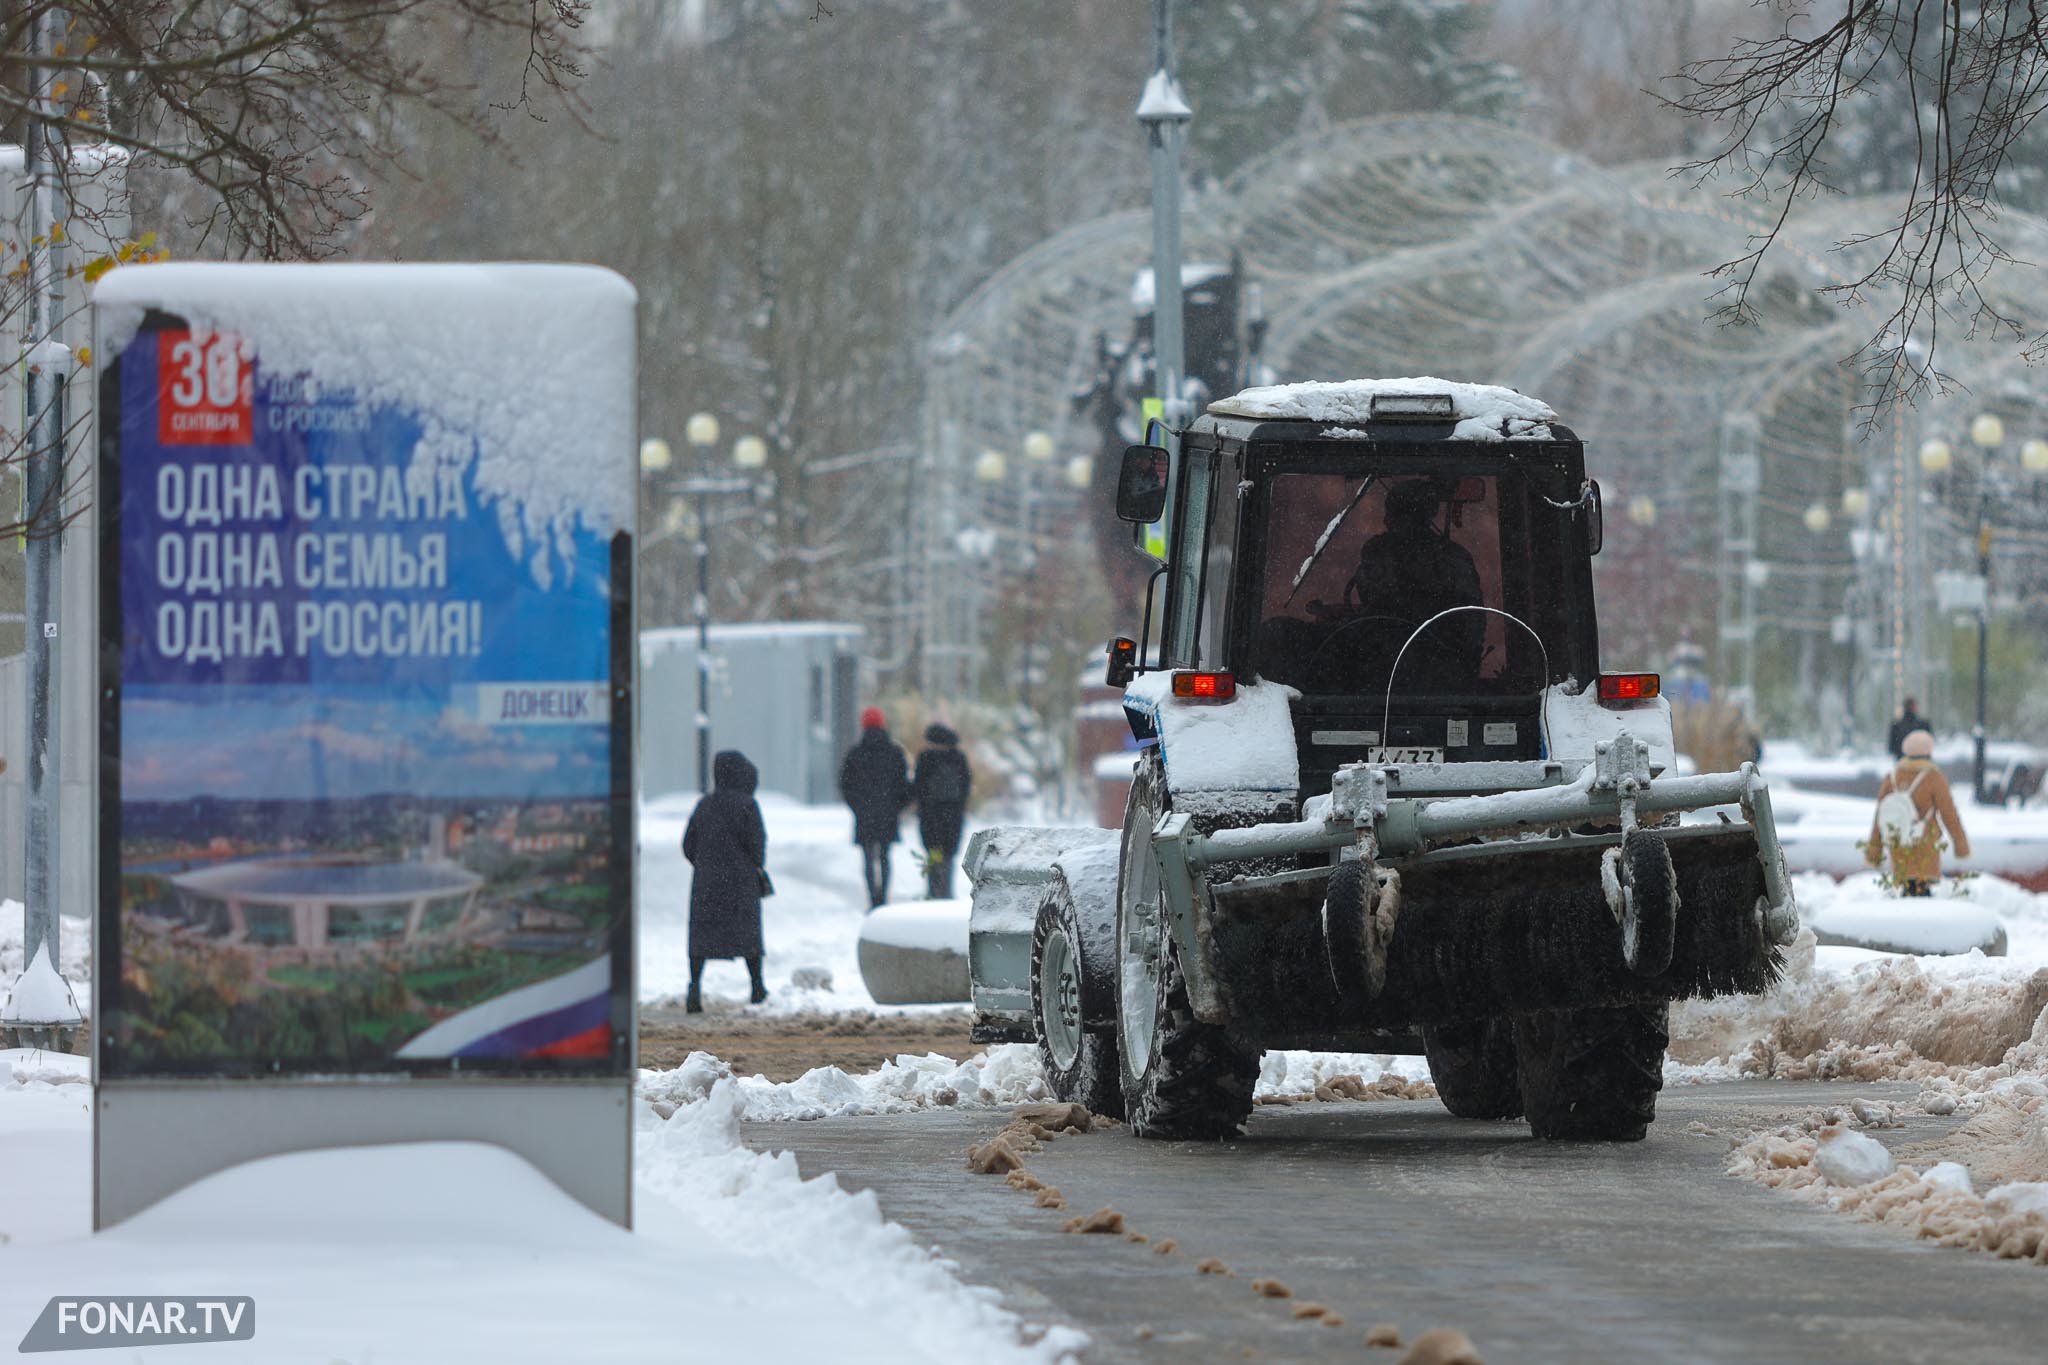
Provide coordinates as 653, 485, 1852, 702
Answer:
1115, 754, 1259, 1140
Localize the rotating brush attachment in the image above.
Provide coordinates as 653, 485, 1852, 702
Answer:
1370, 829, 1782, 1028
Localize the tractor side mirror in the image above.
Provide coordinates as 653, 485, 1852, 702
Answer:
1584, 479, 1604, 556
1105, 636, 1138, 687
1115, 444, 1170, 524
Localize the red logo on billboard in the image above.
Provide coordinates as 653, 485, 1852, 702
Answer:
157, 330, 253, 446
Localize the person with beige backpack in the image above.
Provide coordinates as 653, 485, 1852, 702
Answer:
1865, 728, 1971, 896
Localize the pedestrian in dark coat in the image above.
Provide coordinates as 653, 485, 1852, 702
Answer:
681, 750, 769, 1012
1888, 697, 1929, 759
914, 723, 972, 899
840, 707, 910, 908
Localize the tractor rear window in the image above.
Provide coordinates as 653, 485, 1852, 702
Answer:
1248, 470, 1544, 697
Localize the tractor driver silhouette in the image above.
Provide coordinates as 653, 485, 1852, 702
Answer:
1332, 478, 1485, 693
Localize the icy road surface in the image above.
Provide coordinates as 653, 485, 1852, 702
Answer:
752, 1081, 2048, 1364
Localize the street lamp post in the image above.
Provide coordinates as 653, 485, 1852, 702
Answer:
1966, 413, 2004, 803
1918, 417, 2048, 802
650, 415, 768, 795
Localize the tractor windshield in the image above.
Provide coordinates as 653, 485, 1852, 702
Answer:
1248, 467, 1552, 698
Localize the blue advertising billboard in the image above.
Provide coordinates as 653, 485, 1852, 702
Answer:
94, 265, 635, 1078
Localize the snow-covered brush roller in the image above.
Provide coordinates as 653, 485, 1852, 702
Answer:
966, 379, 1797, 1144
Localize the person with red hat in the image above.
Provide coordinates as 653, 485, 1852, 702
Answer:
839, 706, 911, 908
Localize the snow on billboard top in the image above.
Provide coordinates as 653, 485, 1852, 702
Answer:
94, 262, 634, 587
1209, 376, 1556, 442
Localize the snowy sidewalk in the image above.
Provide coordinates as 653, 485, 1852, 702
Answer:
0, 1048, 1082, 1364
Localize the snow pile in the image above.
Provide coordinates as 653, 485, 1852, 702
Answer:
0, 901, 91, 1006
1668, 874, 2048, 1081
1256, 1050, 1435, 1103
1812, 1126, 1897, 1185
95, 263, 635, 589
1207, 376, 1554, 442
643, 1046, 1051, 1123
860, 899, 970, 955
1729, 1113, 2048, 1267
651, 1045, 1447, 1124
1, 944, 81, 1024
1122, 673, 1299, 797
5, 1048, 86, 1089
1802, 882, 2006, 956
638, 1081, 1084, 1363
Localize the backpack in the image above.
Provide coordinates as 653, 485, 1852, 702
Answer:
1876, 769, 1932, 849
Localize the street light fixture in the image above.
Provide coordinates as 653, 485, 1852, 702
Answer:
1626, 495, 1656, 528
1924, 413, 2035, 800
1841, 486, 1869, 519
1022, 430, 1056, 463
1802, 502, 1831, 534
666, 413, 763, 794
1064, 454, 1093, 491
975, 448, 1008, 483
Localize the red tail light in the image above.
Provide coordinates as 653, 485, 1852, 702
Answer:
1597, 672, 1661, 704
1171, 670, 1235, 700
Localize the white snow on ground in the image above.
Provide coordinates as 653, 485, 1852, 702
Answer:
644, 1046, 1051, 1123
647, 1044, 1437, 1125
1207, 376, 1555, 442
0, 1049, 1082, 1363
640, 791, 976, 1012
1684, 872, 2048, 1267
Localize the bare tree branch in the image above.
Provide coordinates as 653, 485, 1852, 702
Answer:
1665, 1, 2048, 415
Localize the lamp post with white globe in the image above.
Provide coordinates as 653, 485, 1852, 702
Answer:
1917, 414, 2048, 801
666, 412, 770, 794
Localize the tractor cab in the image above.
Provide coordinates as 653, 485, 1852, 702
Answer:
1117, 385, 1605, 798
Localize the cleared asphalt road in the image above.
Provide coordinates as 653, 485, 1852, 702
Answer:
747, 1079, 2048, 1363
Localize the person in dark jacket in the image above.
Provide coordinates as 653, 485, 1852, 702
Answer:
681, 750, 769, 1012
913, 723, 972, 898
1888, 698, 1929, 759
840, 707, 910, 908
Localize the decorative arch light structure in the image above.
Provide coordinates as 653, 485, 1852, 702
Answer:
911, 114, 2048, 720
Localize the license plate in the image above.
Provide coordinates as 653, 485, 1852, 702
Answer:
1368, 746, 1443, 764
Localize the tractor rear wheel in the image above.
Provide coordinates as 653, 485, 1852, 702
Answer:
1031, 875, 1124, 1120
1421, 1017, 1522, 1120
1513, 1000, 1669, 1141
1116, 754, 1259, 1140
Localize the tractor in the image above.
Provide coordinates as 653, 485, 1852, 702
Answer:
964, 378, 1794, 1142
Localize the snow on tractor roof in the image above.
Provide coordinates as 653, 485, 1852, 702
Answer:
1208, 376, 1556, 442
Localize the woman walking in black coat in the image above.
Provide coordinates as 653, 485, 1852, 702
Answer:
681, 750, 769, 1013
